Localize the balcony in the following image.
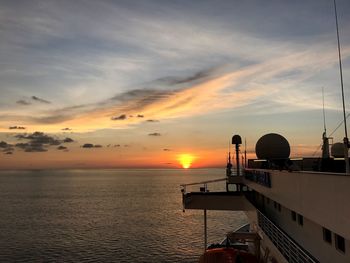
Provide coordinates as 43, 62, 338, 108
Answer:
181, 177, 254, 211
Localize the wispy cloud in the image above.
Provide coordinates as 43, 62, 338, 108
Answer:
15, 96, 51, 107
16, 100, 31, 106
82, 143, 103, 148
32, 96, 51, 104
148, 132, 161, 136
63, 137, 74, 143
1, 42, 350, 133
57, 145, 67, 150
9, 126, 26, 130
0, 0, 349, 135
111, 114, 127, 121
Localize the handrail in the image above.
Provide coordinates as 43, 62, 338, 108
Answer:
180, 177, 226, 187
245, 167, 350, 177
257, 210, 319, 263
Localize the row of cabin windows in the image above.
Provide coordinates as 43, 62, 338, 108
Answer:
273, 200, 281, 212
291, 211, 303, 226
323, 227, 346, 253
264, 197, 281, 212
265, 196, 346, 255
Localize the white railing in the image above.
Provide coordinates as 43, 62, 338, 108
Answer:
257, 210, 319, 263
180, 178, 226, 194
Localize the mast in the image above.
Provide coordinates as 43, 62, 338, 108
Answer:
232, 135, 242, 176
333, 0, 349, 173
322, 87, 330, 158
322, 87, 327, 134
244, 138, 247, 167
226, 141, 232, 177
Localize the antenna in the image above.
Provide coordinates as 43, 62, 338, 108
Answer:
228, 140, 231, 163
322, 87, 327, 134
333, 0, 349, 173
321, 87, 330, 159
226, 140, 232, 177
244, 138, 247, 168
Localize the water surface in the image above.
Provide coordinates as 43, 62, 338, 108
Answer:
0, 169, 247, 262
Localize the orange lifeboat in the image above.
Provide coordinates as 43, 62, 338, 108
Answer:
199, 247, 258, 263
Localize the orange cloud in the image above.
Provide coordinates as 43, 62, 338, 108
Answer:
1, 45, 349, 133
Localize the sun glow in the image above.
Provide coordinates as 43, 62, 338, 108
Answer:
178, 154, 195, 169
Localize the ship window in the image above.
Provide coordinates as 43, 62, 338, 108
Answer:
227, 184, 237, 192
323, 228, 332, 244
298, 214, 303, 226
335, 234, 345, 253
291, 211, 296, 221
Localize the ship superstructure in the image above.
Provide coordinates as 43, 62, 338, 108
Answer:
181, 133, 350, 263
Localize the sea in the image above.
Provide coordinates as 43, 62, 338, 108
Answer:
0, 169, 247, 262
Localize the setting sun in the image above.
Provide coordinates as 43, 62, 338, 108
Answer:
178, 154, 195, 169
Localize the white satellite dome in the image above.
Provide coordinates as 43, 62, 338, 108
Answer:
255, 133, 290, 159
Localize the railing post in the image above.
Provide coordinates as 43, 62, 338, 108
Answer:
204, 209, 207, 251
181, 187, 185, 212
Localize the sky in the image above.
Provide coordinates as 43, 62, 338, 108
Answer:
1, 0, 350, 169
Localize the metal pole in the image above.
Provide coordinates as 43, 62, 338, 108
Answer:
204, 209, 207, 251
333, 0, 350, 174
236, 144, 240, 176
322, 87, 327, 133
245, 138, 247, 168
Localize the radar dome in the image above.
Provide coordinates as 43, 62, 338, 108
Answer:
331, 142, 345, 158
255, 133, 290, 159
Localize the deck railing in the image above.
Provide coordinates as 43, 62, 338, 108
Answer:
257, 210, 319, 263
180, 178, 227, 194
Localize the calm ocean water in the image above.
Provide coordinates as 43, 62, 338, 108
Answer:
0, 169, 247, 262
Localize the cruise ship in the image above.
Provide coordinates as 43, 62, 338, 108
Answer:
181, 133, 350, 262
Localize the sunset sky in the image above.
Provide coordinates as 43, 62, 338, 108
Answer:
1, 0, 350, 169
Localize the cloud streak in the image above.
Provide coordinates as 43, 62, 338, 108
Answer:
9, 126, 26, 130
16, 100, 31, 106
32, 96, 51, 104
148, 132, 161, 136
82, 143, 103, 148
111, 114, 127, 120
57, 145, 67, 150
1, 43, 350, 133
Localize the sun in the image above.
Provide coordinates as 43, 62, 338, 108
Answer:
178, 154, 194, 169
